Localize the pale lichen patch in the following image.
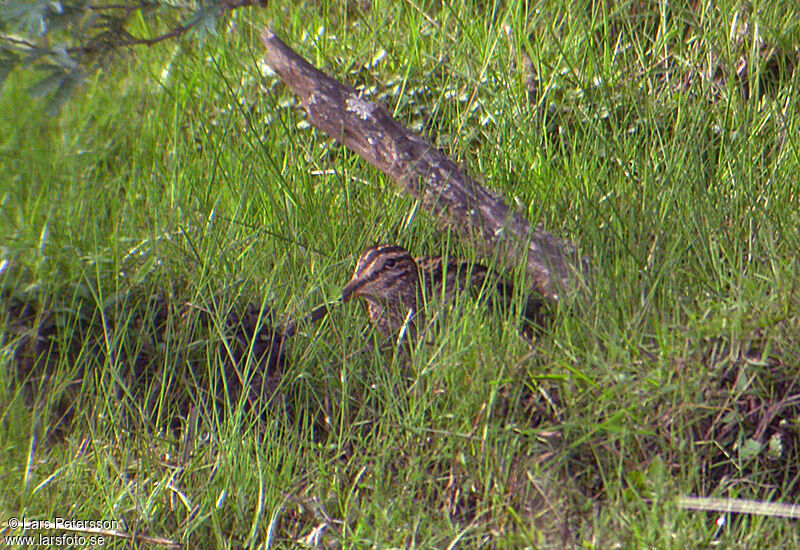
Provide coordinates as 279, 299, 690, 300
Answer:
346, 95, 375, 119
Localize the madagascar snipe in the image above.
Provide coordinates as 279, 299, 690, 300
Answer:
341, 244, 537, 340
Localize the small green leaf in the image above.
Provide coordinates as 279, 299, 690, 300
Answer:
45, 69, 83, 115
51, 45, 78, 71
28, 69, 64, 98
0, 0, 56, 36
737, 437, 762, 460
26, 65, 83, 115
41, 3, 81, 34
767, 432, 783, 459
187, 1, 221, 42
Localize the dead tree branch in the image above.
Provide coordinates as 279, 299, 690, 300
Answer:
260, 29, 588, 301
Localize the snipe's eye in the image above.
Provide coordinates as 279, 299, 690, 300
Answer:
383, 258, 397, 269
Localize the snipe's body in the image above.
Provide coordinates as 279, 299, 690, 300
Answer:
341, 244, 490, 339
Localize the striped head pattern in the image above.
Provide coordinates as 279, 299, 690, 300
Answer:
341, 244, 423, 337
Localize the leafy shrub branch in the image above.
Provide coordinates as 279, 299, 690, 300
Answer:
0, 0, 265, 113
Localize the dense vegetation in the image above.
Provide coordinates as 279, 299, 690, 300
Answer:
2, 1, 798, 547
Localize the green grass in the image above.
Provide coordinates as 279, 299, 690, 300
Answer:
2, 0, 800, 547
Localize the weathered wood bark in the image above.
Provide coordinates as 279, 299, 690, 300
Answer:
260, 29, 588, 301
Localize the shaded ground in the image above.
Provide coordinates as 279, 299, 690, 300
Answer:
4, 285, 287, 440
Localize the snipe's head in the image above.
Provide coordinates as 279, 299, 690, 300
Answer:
341, 244, 422, 336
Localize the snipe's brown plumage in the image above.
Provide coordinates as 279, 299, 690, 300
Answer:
341, 244, 495, 340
